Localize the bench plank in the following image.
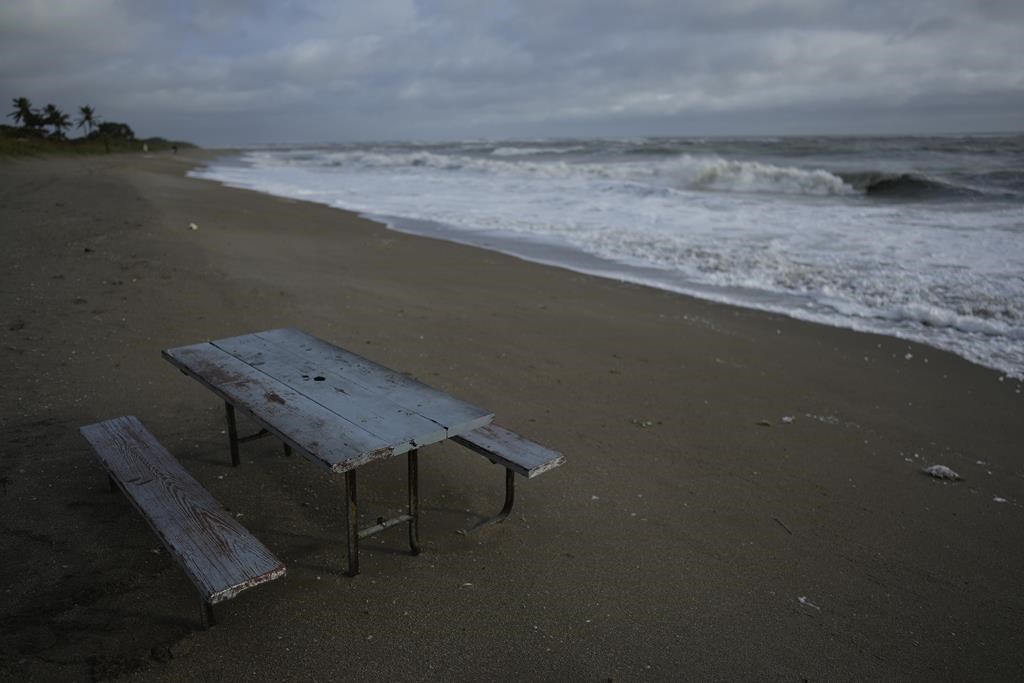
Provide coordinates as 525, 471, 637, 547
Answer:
253, 328, 493, 437
453, 424, 565, 478
163, 343, 396, 472
211, 333, 448, 451
80, 416, 285, 604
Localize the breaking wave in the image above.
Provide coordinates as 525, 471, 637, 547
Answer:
841, 172, 985, 200
251, 149, 856, 197
662, 157, 852, 196
490, 145, 586, 156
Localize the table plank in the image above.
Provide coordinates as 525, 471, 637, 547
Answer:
211, 333, 448, 450
252, 328, 493, 437
163, 343, 396, 472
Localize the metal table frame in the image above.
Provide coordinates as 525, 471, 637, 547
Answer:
224, 402, 515, 575
165, 329, 497, 576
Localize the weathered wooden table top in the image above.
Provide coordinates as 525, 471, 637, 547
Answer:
163, 328, 493, 473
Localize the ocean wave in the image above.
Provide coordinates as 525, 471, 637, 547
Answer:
490, 145, 586, 156
194, 141, 1024, 378
823, 298, 1023, 339
968, 169, 1024, 196
623, 145, 690, 156
839, 171, 986, 200
248, 148, 856, 197
664, 157, 853, 196
244, 144, 1024, 202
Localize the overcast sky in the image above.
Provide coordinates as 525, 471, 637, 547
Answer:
2, 0, 1022, 146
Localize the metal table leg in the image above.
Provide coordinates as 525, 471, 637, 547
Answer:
408, 449, 421, 555
345, 449, 422, 575
345, 470, 359, 576
224, 402, 240, 467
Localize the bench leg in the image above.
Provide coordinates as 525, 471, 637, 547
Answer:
200, 601, 216, 629
345, 470, 359, 577
465, 468, 516, 533
224, 402, 240, 467
108, 474, 118, 493
408, 449, 421, 556
283, 443, 293, 457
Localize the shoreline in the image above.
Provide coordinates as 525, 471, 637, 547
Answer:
1, 151, 1022, 680
190, 147, 1024, 381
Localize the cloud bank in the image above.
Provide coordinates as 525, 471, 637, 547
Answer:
2, 0, 1022, 144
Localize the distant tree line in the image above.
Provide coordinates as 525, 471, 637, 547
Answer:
8, 97, 135, 141
3, 96, 194, 156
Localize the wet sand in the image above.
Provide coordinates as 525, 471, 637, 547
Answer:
1, 151, 1022, 681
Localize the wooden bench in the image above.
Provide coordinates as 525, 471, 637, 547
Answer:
80, 416, 286, 628
452, 423, 565, 530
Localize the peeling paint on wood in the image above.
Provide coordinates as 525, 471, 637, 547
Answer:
163, 330, 494, 473
211, 332, 453, 449
251, 328, 493, 435
80, 416, 286, 605
454, 423, 565, 478
162, 344, 398, 472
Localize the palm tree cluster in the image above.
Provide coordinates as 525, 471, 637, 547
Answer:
8, 97, 98, 139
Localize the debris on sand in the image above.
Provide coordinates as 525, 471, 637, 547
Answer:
922, 464, 961, 481
798, 596, 821, 611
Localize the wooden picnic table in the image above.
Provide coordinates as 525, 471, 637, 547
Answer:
163, 327, 495, 575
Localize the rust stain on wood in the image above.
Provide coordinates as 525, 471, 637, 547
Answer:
264, 391, 286, 405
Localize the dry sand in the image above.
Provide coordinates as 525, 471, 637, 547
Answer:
1, 151, 1022, 681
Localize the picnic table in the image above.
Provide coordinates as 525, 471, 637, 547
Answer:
163, 328, 562, 576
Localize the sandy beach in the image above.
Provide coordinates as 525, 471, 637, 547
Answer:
1, 151, 1022, 681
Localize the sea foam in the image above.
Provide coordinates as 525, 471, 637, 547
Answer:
191, 136, 1024, 378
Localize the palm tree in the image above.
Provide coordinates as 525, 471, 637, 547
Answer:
42, 103, 70, 139
77, 105, 97, 135
8, 97, 37, 128
53, 111, 72, 139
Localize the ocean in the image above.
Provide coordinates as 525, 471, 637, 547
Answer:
190, 134, 1024, 379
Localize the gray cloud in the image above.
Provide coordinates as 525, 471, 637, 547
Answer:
1, 0, 1021, 145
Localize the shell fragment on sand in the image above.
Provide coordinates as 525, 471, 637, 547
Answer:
922, 464, 961, 481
